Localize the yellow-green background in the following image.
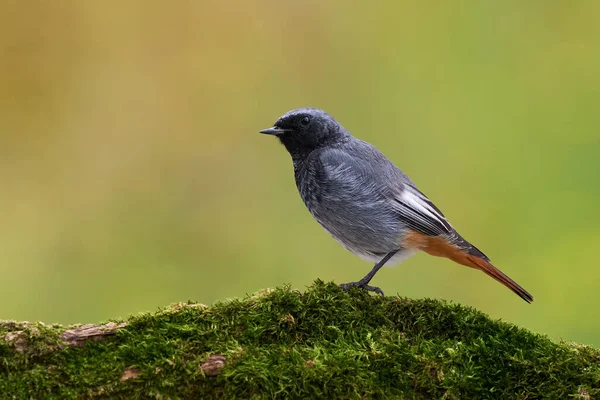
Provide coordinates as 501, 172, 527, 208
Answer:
1, 2, 599, 346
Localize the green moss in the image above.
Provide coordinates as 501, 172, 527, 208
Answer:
1, 281, 599, 399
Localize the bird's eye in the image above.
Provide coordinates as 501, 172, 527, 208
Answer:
300, 116, 311, 126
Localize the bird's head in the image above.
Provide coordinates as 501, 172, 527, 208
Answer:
260, 108, 347, 156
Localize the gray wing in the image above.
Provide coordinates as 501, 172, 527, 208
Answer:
317, 143, 454, 238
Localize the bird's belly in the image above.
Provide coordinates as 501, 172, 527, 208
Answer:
348, 246, 417, 266
312, 207, 413, 266
320, 221, 417, 266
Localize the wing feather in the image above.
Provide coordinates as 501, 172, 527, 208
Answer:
392, 185, 453, 236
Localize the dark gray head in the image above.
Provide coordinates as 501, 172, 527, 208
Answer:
260, 108, 348, 157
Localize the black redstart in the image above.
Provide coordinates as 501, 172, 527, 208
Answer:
260, 108, 533, 302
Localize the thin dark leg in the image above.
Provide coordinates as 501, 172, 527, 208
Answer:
340, 250, 399, 297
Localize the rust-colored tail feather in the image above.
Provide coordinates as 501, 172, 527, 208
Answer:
402, 231, 534, 303
466, 255, 534, 303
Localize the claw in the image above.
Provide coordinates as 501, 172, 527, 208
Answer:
340, 281, 385, 297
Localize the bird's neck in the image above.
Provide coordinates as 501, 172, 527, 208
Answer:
280, 130, 349, 164
291, 153, 309, 172
292, 149, 317, 165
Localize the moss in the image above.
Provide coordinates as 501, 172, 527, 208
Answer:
1, 281, 599, 399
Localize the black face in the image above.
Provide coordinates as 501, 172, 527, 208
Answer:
260, 108, 345, 156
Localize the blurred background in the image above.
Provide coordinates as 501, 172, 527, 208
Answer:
1, 2, 599, 346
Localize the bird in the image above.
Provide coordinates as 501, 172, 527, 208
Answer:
259, 108, 533, 303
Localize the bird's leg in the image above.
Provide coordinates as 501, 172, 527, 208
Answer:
340, 250, 399, 297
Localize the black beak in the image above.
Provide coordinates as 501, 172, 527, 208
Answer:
259, 126, 289, 136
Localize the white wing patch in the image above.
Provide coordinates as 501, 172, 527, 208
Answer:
401, 190, 444, 225
396, 186, 453, 234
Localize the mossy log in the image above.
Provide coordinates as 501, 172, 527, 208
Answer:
1, 281, 599, 399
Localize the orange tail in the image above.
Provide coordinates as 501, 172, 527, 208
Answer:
464, 254, 534, 303
403, 231, 534, 303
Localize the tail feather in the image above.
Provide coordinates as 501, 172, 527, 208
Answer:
466, 255, 534, 303
402, 230, 534, 303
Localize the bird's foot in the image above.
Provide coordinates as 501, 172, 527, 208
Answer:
339, 281, 385, 297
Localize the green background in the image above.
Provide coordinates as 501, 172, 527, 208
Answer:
1, 2, 599, 346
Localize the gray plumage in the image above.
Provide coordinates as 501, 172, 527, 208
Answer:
260, 108, 533, 302
296, 137, 421, 265
264, 108, 459, 263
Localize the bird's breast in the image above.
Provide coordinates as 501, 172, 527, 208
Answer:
294, 162, 325, 212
